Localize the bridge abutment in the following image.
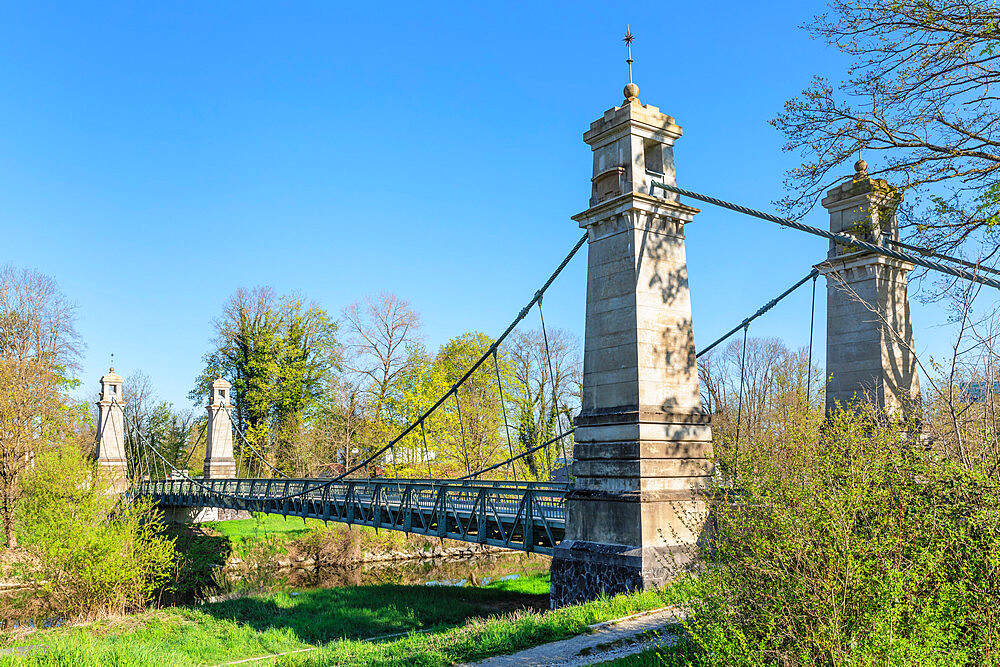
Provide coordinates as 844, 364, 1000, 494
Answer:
203, 377, 237, 478
96, 368, 128, 493
816, 161, 920, 419
550, 85, 713, 608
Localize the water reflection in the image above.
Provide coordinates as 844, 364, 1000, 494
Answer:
253, 552, 550, 590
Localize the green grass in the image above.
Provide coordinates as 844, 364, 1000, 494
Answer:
0, 573, 690, 666
200, 513, 324, 557
202, 513, 327, 541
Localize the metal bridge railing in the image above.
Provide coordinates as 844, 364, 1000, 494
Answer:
136, 478, 567, 554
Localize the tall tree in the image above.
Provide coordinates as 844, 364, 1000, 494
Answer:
774, 0, 1000, 257
342, 292, 422, 457
505, 328, 581, 480
193, 287, 338, 470
433, 332, 508, 476
0, 266, 81, 547
123, 371, 195, 475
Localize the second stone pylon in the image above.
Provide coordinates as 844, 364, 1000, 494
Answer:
203, 377, 237, 478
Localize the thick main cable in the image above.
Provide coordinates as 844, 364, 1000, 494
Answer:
326, 231, 588, 485
650, 182, 1000, 290
136, 231, 589, 505
456, 429, 575, 480
697, 269, 819, 359
884, 238, 1000, 277
223, 406, 288, 478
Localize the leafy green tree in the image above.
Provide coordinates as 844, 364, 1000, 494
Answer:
193, 287, 339, 471
16, 440, 177, 616
382, 344, 447, 474
0, 266, 82, 547
505, 328, 581, 480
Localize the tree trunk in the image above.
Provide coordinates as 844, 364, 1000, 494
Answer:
2, 494, 17, 548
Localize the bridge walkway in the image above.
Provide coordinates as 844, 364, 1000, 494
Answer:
138, 478, 568, 554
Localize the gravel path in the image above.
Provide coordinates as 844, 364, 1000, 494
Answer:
462, 607, 682, 666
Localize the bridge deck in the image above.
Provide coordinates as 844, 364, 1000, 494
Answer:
138, 478, 568, 554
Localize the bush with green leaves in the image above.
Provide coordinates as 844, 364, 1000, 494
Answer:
15, 442, 178, 618
682, 407, 1000, 666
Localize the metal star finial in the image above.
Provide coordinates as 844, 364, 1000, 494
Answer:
623, 26, 635, 84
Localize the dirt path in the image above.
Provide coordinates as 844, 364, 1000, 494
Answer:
462, 607, 682, 666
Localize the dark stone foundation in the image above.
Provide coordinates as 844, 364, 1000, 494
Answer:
550, 540, 697, 608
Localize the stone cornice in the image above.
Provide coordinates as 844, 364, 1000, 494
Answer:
583, 102, 682, 148
573, 192, 700, 228
815, 251, 914, 276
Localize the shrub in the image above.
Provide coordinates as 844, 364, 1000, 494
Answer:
15, 441, 178, 618
684, 407, 1000, 665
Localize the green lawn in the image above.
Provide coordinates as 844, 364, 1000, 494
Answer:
0, 573, 690, 666
201, 513, 326, 541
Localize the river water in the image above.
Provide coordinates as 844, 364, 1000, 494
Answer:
263, 551, 552, 590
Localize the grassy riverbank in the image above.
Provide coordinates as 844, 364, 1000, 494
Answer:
0, 573, 691, 666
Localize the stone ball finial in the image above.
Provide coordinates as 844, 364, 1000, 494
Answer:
855, 158, 868, 175
623, 82, 639, 102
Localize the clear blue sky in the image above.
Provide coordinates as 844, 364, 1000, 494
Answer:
0, 1, 981, 409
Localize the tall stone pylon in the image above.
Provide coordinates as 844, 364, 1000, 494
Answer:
550, 82, 714, 607
203, 378, 237, 478
96, 367, 128, 492
816, 160, 920, 418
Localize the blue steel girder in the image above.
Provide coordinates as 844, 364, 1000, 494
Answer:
136, 478, 567, 555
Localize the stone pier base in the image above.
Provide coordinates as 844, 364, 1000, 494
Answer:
550, 541, 693, 608
202, 458, 237, 479
549, 489, 710, 608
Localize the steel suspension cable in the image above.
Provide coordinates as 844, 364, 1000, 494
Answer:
650, 182, 1000, 290
697, 269, 819, 359
181, 427, 205, 470
806, 273, 817, 406
116, 398, 165, 481
325, 231, 588, 485
223, 407, 288, 478
734, 324, 749, 481
420, 420, 433, 479
492, 348, 518, 482
537, 297, 570, 471
883, 238, 1000, 277
456, 429, 575, 480
454, 392, 470, 476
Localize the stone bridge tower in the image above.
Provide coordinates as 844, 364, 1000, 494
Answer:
204, 377, 237, 478
817, 161, 920, 418
96, 367, 128, 492
550, 82, 713, 607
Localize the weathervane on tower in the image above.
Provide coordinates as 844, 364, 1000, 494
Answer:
623, 26, 639, 102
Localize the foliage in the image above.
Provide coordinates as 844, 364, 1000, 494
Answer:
192, 287, 340, 471
677, 407, 1000, 665
505, 328, 580, 480
0, 266, 83, 547
14, 441, 178, 617
699, 336, 820, 477
773, 0, 1000, 256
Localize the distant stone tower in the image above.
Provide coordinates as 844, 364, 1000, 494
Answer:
96, 368, 128, 492
817, 160, 920, 418
550, 82, 713, 607
203, 378, 237, 478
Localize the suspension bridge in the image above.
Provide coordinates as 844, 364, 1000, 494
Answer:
93, 79, 999, 606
